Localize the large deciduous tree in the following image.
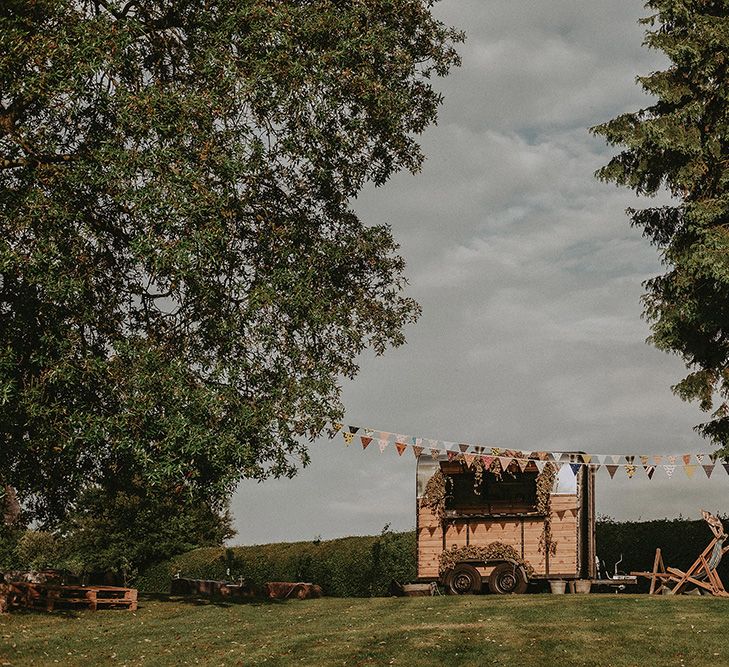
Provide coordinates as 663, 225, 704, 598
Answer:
592, 0, 729, 454
0, 0, 462, 523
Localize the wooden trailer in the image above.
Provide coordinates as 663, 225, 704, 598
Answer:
416, 452, 596, 594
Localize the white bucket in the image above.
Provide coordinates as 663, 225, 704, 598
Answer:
549, 580, 566, 594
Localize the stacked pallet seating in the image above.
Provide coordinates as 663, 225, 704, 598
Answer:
8, 583, 137, 612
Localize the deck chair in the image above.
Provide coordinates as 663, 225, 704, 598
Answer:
632, 510, 729, 597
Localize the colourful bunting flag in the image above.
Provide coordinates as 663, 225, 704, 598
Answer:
684, 464, 696, 479
724, 463, 729, 476
696, 453, 704, 465
581, 454, 592, 465
664, 465, 675, 478
645, 466, 655, 480
332, 422, 343, 433
348, 425, 359, 434
625, 464, 636, 479
430, 448, 440, 460
447, 451, 457, 461
481, 455, 494, 469
682, 454, 691, 465
653, 455, 663, 466
395, 443, 407, 456
569, 463, 581, 476
343, 432, 354, 445
378, 439, 388, 453
606, 465, 619, 479
464, 453, 476, 467
534, 459, 546, 473
361, 436, 372, 449
703, 464, 714, 479
458, 443, 469, 453
412, 445, 424, 458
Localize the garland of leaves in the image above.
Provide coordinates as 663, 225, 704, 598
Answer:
419, 469, 449, 520
537, 462, 558, 556
438, 542, 535, 578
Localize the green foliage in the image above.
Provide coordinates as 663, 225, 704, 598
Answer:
591, 1, 729, 452
56, 483, 235, 579
137, 528, 416, 596
14, 531, 62, 571
596, 514, 729, 586
0, 1, 463, 524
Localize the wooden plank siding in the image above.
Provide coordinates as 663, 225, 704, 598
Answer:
417, 493, 581, 580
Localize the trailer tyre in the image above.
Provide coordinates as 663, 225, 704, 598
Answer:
446, 564, 482, 595
488, 563, 528, 594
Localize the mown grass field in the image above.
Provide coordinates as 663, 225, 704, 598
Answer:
1, 594, 728, 666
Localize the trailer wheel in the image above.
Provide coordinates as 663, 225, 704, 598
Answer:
488, 563, 528, 594
446, 564, 482, 595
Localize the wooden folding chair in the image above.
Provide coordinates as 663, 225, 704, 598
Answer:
632, 510, 729, 597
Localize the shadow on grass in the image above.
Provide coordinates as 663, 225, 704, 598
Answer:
139, 592, 282, 608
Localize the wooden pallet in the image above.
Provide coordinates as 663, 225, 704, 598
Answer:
8, 583, 138, 611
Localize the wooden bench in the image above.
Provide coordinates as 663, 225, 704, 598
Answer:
8, 583, 137, 611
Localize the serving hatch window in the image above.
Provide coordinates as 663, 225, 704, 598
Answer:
443, 464, 540, 515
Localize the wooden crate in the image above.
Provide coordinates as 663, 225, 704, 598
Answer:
9, 583, 137, 612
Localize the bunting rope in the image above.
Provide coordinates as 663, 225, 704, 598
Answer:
330, 422, 728, 480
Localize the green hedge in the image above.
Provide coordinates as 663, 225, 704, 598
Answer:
137, 528, 416, 597
595, 515, 729, 583
138, 516, 729, 596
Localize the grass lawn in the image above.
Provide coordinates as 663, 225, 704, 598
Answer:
1, 594, 728, 666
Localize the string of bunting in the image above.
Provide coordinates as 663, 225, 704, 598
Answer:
330, 422, 728, 480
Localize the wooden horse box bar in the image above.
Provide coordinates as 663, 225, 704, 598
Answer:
7, 582, 138, 612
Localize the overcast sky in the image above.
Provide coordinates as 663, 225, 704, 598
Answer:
231, 0, 726, 546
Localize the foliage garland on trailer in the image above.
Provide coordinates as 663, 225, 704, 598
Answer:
420, 453, 559, 556
438, 542, 535, 578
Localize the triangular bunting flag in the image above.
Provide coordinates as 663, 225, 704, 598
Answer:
491, 447, 502, 456
595, 454, 605, 465
474, 446, 485, 455
518, 458, 528, 473
625, 464, 636, 479
412, 445, 424, 458
343, 432, 354, 445
593, 464, 602, 473
360, 436, 372, 449
682, 454, 691, 465
606, 464, 619, 479
653, 455, 663, 466
560, 453, 572, 462
723, 463, 729, 476
464, 453, 476, 467
347, 425, 360, 434
709, 452, 719, 464
610, 455, 621, 465
569, 463, 581, 476
668, 455, 677, 465
645, 466, 656, 480
556, 510, 566, 519
364, 428, 374, 437
534, 460, 546, 473
395, 443, 407, 456
703, 464, 714, 479
447, 451, 457, 461
499, 456, 513, 471
625, 455, 635, 465
581, 454, 592, 465
379, 431, 392, 441
696, 453, 704, 465
378, 439, 388, 453
664, 465, 675, 478
332, 422, 343, 433
459, 443, 469, 453
684, 464, 696, 479
481, 455, 494, 469
639, 455, 649, 467
430, 448, 440, 460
